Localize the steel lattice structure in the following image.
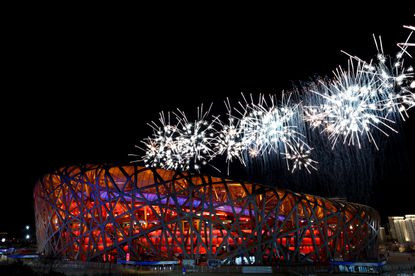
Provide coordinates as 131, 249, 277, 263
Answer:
34, 165, 379, 264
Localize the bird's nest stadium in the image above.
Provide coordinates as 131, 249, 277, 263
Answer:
34, 165, 380, 264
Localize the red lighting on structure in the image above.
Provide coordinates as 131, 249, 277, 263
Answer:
34, 165, 379, 264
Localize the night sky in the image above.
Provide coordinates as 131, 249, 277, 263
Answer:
2, 6, 414, 236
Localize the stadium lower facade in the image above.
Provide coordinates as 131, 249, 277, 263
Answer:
34, 165, 380, 264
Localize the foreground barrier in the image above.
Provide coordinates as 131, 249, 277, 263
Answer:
3, 258, 415, 275
242, 266, 273, 273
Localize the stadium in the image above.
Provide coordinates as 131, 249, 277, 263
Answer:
34, 164, 380, 264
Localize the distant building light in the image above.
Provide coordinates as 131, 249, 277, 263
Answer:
1, 238, 5, 243
25, 234, 30, 240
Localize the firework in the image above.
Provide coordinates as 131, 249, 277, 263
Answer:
397, 19, 415, 51
303, 59, 398, 150
130, 104, 218, 171
234, 93, 317, 172
129, 112, 184, 170
238, 93, 301, 155
211, 93, 318, 174
341, 35, 415, 121
173, 104, 218, 170
213, 99, 245, 168
365, 35, 415, 121
283, 141, 318, 174
131, 19, 414, 177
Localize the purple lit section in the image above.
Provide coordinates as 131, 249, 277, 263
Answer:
97, 191, 285, 220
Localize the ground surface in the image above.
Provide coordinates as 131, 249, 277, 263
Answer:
1, 252, 414, 275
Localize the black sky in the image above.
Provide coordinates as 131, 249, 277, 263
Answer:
2, 6, 415, 235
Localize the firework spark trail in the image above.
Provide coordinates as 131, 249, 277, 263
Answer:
398, 14, 415, 51
398, 30, 414, 55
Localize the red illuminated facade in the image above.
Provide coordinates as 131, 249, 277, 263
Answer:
34, 165, 379, 264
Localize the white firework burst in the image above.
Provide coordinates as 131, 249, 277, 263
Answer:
173, 104, 218, 170
303, 106, 328, 129
304, 59, 398, 150
343, 35, 415, 121
213, 99, 245, 167
130, 104, 218, 171
370, 35, 415, 120
238, 93, 303, 156
130, 112, 184, 169
131, 23, 414, 173
283, 141, 318, 174
233, 93, 318, 173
